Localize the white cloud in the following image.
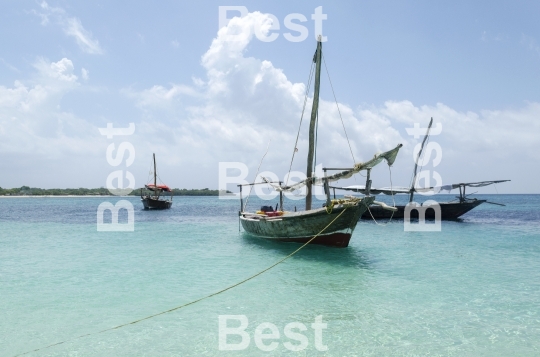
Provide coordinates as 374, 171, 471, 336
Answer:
34, 57, 78, 83
0, 58, 99, 158
0, 58, 19, 72
122, 11, 538, 192
122, 84, 201, 112
2, 10, 537, 192
521, 34, 540, 57
63, 17, 103, 54
35, 1, 103, 54
35, 0, 63, 25
124, 13, 309, 169
377, 100, 540, 154
81, 68, 89, 80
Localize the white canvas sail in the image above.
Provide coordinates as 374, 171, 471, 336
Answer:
332, 179, 510, 196
263, 144, 403, 192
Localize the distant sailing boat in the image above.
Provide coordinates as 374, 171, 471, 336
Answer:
239, 37, 403, 247
141, 153, 173, 210
332, 118, 510, 220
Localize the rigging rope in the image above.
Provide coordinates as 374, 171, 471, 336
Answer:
285, 62, 315, 187
13, 207, 350, 357
322, 53, 356, 165
366, 164, 396, 226
145, 157, 166, 186
243, 141, 271, 211
146, 158, 153, 185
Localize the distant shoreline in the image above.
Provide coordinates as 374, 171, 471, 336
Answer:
0, 195, 122, 198
0, 187, 234, 197
0, 195, 238, 198
0, 193, 534, 198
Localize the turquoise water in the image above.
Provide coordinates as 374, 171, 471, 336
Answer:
1, 195, 539, 356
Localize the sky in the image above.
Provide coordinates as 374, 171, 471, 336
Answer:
1, 0, 539, 194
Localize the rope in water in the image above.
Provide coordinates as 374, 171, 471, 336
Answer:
13, 207, 349, 357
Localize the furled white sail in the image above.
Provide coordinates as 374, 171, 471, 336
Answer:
330, 185, 410, 195
263, 144, 403, 192
416, 180, 511, 193
331, 179, 510, 196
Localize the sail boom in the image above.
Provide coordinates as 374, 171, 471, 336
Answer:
330, 185, 410, 195
263, 143, 403, 192
331, 179, 510, 196
415, 180, 511, 193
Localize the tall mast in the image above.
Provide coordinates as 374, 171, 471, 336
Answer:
306, 35, 323, 210
153, 153, 157, 188
409, 117, 433, 203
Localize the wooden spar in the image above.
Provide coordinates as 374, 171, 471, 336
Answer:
306, 36, 323, 211
365, 168, 372, 196
238, 185, 243, 213
153, 153, 160, 199
279, 181, 283, 211
323, 168, 331, 208
409, 117, 433, 203
153, 153, 157, 188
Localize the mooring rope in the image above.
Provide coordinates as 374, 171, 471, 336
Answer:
13, 208, 349, 357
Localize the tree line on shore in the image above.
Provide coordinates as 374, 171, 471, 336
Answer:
0, 186, 232, 196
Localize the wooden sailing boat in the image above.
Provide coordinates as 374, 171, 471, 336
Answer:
141, 153, 173, 210
239, 37, 403, 247
356, 179, 509, 220
332, 118, 510, 220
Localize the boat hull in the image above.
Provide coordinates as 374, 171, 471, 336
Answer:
259, 232, 353, 248
241, 197, 374, 247
361, 200, 485, 220
141, 197, 172, 210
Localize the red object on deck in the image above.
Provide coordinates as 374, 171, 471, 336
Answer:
145, 184, 172, 192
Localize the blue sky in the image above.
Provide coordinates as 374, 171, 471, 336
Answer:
1, 1, 539, 193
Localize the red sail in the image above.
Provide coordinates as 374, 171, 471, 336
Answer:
145, 184, 172, 192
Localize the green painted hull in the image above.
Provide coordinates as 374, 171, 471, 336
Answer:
241, 197, 374, 247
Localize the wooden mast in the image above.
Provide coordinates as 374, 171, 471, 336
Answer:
409, 117, 433, 203
306, 35, 323, 210
153, 153, 157, 196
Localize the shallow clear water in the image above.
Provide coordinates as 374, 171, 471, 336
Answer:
1, 195, 539, 356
